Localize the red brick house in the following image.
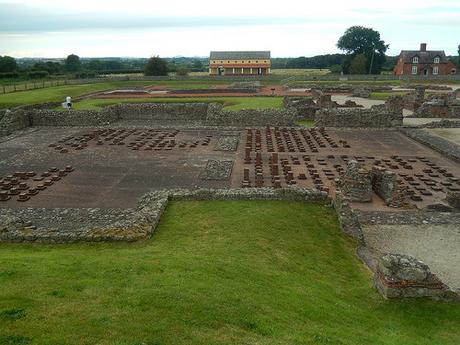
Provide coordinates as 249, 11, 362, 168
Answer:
393, 43, 457, 76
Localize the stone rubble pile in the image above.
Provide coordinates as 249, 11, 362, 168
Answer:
374, 253, 459, 301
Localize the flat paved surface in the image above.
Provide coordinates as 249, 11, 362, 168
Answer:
362, 224, 460, 292
1, 127, 459, 209
428, 128, 460, 145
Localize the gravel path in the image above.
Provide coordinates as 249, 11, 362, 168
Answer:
362, 224, 460, 292
331, 95, 384, 109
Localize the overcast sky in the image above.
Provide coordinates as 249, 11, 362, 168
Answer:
1, 0, 459, 58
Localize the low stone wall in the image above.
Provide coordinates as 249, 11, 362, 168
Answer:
332, 191, 364, 243
374, 253, 459, 301
417, 119, 460, 128
400, 128, 460, 163
0, 102, 297, 135
0, 109, 31, 136
206, 103, 297, 126
315, 108, 403, 128
0, 187, 330, 243
30, 109, 118, 126
112, 102, 209, 122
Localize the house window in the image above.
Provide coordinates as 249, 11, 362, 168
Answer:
433, 66, 439, 75
412, 66, 418, 74
434, 57, 440, 64
412, 57, 419, 64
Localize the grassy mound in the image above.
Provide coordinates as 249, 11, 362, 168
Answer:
0, 201, 458, 345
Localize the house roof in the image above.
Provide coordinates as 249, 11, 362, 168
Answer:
399, 50, 449, 64
210, 51, 271, 60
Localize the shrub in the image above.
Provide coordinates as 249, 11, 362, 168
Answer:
176, 66, 190, 76
0, 72, 20, 79
27, 70, 49, 79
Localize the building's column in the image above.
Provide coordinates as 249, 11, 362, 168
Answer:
259, 68, 261, 75
250, 68, 253, 74
268, 68, 271, 74
232, 68, 235, 74
241, 68, 244, 75
209, 68, 212, 75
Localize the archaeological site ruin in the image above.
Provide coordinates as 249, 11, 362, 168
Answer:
1, 80, 460, 302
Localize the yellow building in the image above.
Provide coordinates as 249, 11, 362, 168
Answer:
209, 51, 271, 76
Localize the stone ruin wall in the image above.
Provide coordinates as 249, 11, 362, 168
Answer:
374, 253, 458, 301
408, 91, 460, 118
0, 102, 297, 136
314, 95, 404, 128
371, 166, 408, 208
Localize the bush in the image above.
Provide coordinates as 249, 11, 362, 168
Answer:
329, 64, 343, 74
74, 71, 97, 79
176, 66, 190, 76
27, 70, 49, 79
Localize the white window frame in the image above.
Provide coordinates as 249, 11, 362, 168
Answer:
412, 66, 418, 75
412, 56, 419, 63
434, 57, 440, 64
433, 66, 439, 75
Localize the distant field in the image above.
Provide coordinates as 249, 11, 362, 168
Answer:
69, 96, 284, 111
0, 80, 231, 109
1, 201, 458, 345
369, 91, 408, 100
271, 69, 331, 76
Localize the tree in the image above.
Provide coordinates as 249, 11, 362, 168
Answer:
337, 26, 388, 74
458, 45, 460, 70
192, 60, 203, 70
0, 56, 17, 73
65, 54, 81, 72
349, 54, 368, 74
329, 64, 343, 74
144, 56, 168, 76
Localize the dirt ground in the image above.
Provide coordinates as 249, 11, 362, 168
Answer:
362, 223, 460, 292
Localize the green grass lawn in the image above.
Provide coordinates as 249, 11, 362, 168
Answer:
0, 80, 232, 109
0, 201, 458, 345
369, 91, 409, 100
68, 96, 284, 111
297, 119, 316, 128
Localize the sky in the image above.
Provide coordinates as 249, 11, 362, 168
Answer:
0, 0, 459, 58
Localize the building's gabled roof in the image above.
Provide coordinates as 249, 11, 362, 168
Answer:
399, 50, 448, 64
210, 51, 271, 60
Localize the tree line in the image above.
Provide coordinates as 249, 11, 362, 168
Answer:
1, 26, 460, 78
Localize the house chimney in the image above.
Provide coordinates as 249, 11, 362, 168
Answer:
420, 43, 427, 52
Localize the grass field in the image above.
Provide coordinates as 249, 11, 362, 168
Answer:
69, 96, 284, 111
271, 69, 331, 76
0, 201, 459, 345
297, 119, 316, 127
369, 91, 409, 100
0, 80, 232, 109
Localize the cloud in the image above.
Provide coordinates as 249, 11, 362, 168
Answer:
0, 0, 459, 57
